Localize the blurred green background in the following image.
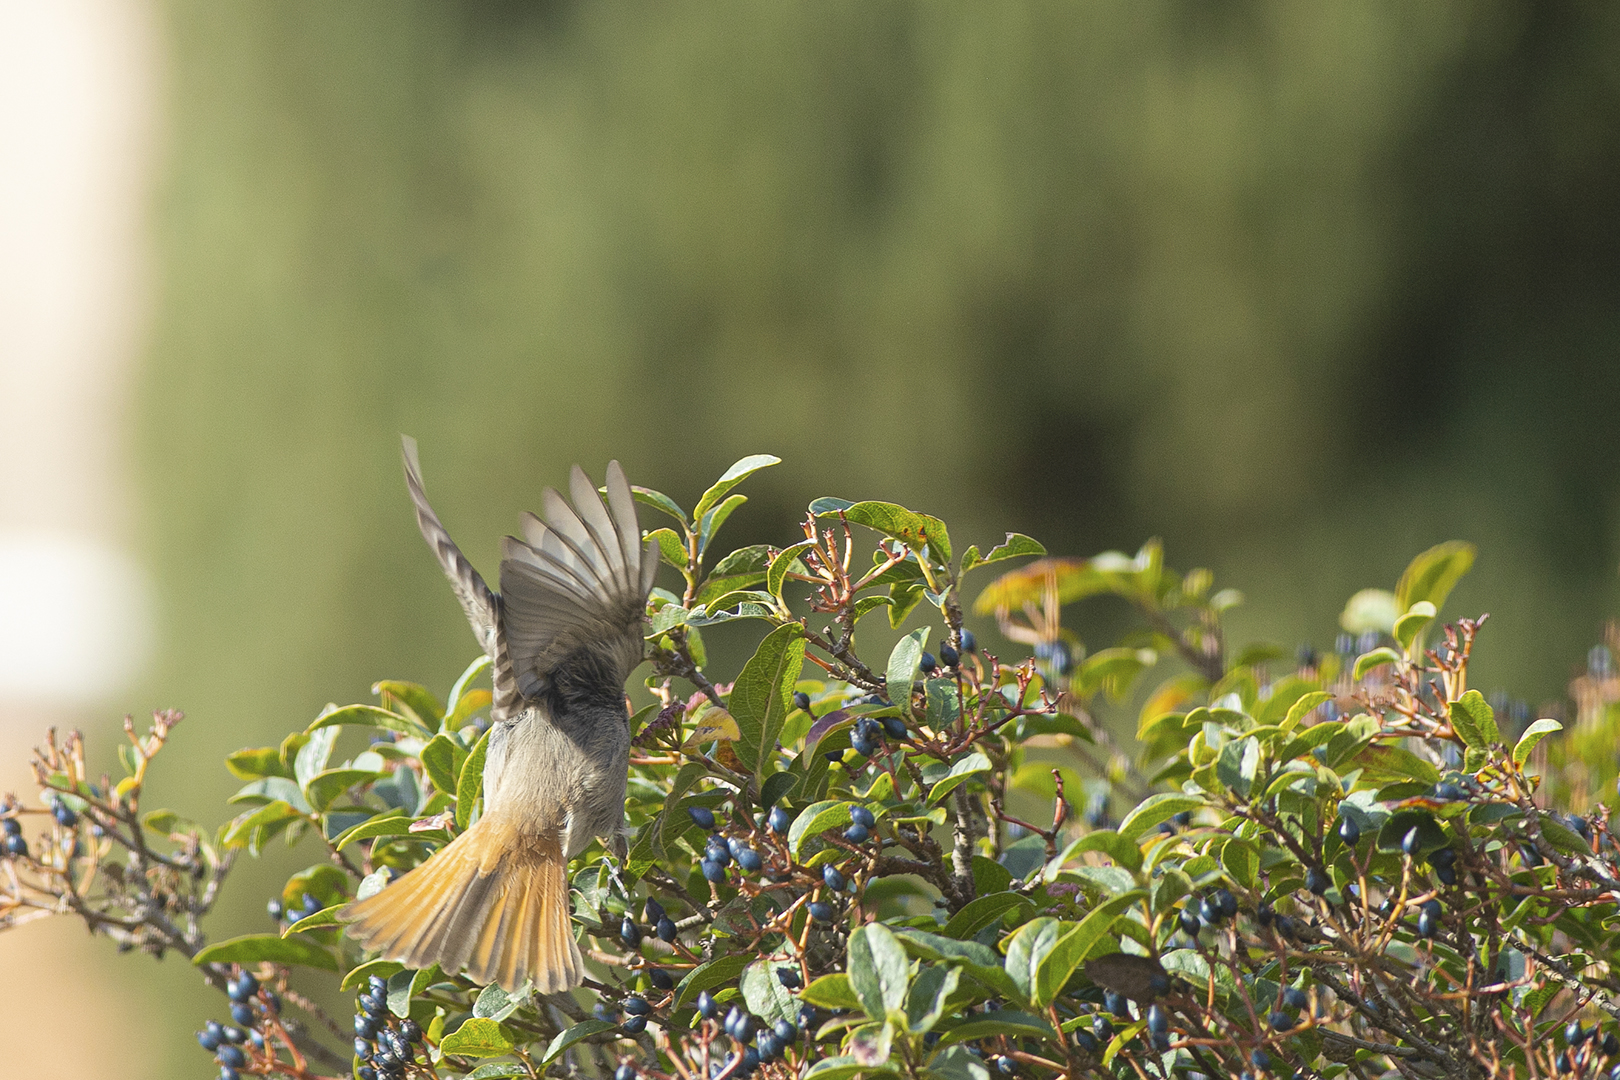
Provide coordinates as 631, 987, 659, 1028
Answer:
96, 1, 1620, 1073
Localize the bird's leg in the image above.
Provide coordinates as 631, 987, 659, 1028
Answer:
604, 833, 631, 898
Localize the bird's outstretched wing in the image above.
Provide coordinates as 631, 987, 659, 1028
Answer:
499, 461, 656, 698
400, 436, 499, 659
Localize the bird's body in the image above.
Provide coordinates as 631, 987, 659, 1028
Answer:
340, 438, 653, 993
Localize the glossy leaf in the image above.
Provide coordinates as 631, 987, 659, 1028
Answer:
729, 623, 807, 781
814, 499, 952, 562
440, 1017, 517, 1059
1513, 718, 1563, 766
193, 933, 337, 971
848, 922, 911, 1021
1395, 541, 1476, 613
537, 1019, 615, 1066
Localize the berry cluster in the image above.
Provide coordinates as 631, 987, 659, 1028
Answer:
266, 890, 324, 926
354, 974, 423, 1079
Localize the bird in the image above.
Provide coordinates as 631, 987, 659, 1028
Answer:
340, 436, 655, 993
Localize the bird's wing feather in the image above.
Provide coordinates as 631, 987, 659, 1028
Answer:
401, 436, 498, 657
499, 460, 651, 696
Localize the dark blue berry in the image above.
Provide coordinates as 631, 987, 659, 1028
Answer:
1421, 899, 1442, 918
919, 652, 938, 674
219, 1069, 239, 1080
1430, 847, 1456, 868
222, 1026, 246, 1044
616, 1066, 639, 1080
881, 716, 909, 739
855, 718, 881, 740
940, 644, 960, 668
774, 1019, 798, 1042
1105, 991, 1129, 1018
359, 992, 385, 1017
1557, 1052, 1572, 1073
197, 1028, 221, 1051
643, 898, 665, 923
621, 1015, 647, 1035
1178, 910, 1201, 936
701, 859, 727, 884
1417, 911, 1439, 938
1305, 868, 1330, 895
844, 823, 869, 843
1, 819, 17, 836
355, 1014, 379, 1039
850, 806, 875, 828
768, 807, 791, 833
1092, 1016, 1114, 1040
1437, 865, 1457, 885
1401, 827, 1421, 856
687, 806, 717, 830
1146, 1004, 1168, 1034
1200, 896, 1223, 924
623, 995, 651, 1016
1433, 782, 1465, 802
793, 691, 811, 712
757, 1032, 782, 1061
960, 630, 977, 653
656, 916, 678, 942
705, 841, 732, 867
823, 865, 845, 891
850, 735, 878, 757
1282, 987, 1308, 1010
649, 968, 674, 991
1251, 1049, 1270, 1070
726, 1006, 756, 1042
1256, 903, 1274, 926
621, 917, 642, 945
1604, 1033, 1619, 1056
217, 1044, 246, 1068
742, 1047, 760, 1071
1074, 1029, 1099, 1052
357, 1068, 376, 1080
697, 991, 718, 1019
1214, 889, 1237, 918
1269, 1011, 1293, 1030
355, 1037, 373, 1059
367, 974, 387, 995
52, 802, 78, 828
1567, 1021, 1587, 1045
266, 898, 283, 921
994, 1055, 1017, 1074
735, 847, 763, 873
824, 751, 844, 764
3, 834, 27, 858
777, 967, 802, 989
808, 902, 835, 923
230, 1002, 254, 1026
371, 1047, 400, 1070
1338, 817, 1360, 845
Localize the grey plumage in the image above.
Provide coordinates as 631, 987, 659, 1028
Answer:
342, 438, 654, 992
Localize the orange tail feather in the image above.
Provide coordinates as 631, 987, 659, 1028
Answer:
341, 816, 583, 993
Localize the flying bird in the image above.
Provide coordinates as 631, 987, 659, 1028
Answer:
340, 437, 655, 993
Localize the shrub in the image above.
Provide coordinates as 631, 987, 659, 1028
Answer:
2, 457, 1617, 1080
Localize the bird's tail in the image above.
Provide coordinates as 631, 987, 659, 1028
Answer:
340, 815, 583, 994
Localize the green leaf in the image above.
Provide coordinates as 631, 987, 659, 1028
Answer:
304, 768, 385, 813
1393, 600, 1437, 653
537, 1018, 615, 1065
1075, 648, 1157, 701
307, 703, 431, 739
374, 680, 444, 726
648, 527, 688, 570
936, 1010, 1056, 1047
440, 1017, 516, 1059
848, 922, 911, 1020
886, 629, 929, 717
1513, 718, 1563, 766
815, 499, 952, 562
466, 1067, 529, 1080
1451, 688, 1500, 748
1395, 540, 1476, 613
221, 800, 303, 849
631, 485, 688, 526
1032, 894, 1141, 1007
1117, 794, 1203, 844
420, 733, 467, 796
889, 582, 926, 628
768, 540, 816, 598
943, 892, 1035, 940
282, 906, 344, 936
905, 965, 961, 1033
807, 1056, 901, 1080
926, 753, 991, 804
445, 653, 492, 721
698, 493, 748, 554
294, 726, 338, 789
456, 727, 491, 831
742, 960, 801, 1026
926, 1045, 994, 1080
803, 973, 864, 1011
193, 933, 337, 971
673, 953, 752, 1010
340, 959, 404, 991
332, 808, 411, 851
473, 983, 530, 1022
1003, 918, 1062, 1005
729, 623, 807, 782
961, 533, 1045, 574
1340, 588, 1399, 635
693, 455, 781, 521
142, 808, 202, 837
1049, 830, 1142, 875
1353, 647, 1401, 680
224, 746, 293, 781
1215, 737, 1260, 798
1283, 691, 1334, 731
